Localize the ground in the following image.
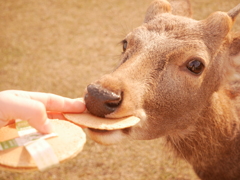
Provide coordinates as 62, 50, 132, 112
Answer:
0, 0, 239, 179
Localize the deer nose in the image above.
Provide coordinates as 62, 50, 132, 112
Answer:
84, 84, 122, 117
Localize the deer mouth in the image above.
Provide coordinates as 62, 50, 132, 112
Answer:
88, 128, 110, 133
87, 125, 131, 135
63, 113, 140, 145
87, 128, 123, 135
87, 128, 123, 136
85, 116, 137, 145
85, 127, 131, 145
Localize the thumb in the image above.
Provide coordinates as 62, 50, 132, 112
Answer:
15, 99, 54, 134
0, 94, 53, 134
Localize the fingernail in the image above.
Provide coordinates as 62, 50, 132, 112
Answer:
77, 98, 85, 104
75, 98, 86, 112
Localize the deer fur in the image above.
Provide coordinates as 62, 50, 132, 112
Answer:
83, 1, 240, 179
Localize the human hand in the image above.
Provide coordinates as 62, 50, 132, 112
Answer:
0, 90, 86, 134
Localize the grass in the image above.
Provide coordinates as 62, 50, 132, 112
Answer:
0, 0, 239, 179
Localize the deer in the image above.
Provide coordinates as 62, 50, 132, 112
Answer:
83, 0, 240, 179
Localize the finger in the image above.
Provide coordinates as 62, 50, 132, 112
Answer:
0, 94, 53, 134
27, 92, 86, 113
2, 90, 86, 113
18, 100, 54, 134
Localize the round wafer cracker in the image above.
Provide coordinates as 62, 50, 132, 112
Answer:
64, 113, 140, 130
0, 120, 86, 172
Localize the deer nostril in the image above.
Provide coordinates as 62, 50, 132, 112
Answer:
84, 84, 122, 117
106, 100, 121, 108
105, 97, 122, 111
104, 97, 122, 113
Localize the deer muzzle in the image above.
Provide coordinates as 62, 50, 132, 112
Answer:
84, 84, 122, 117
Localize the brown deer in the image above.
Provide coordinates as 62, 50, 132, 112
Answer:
83, 0, 240, 179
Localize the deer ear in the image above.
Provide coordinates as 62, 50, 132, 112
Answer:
202, 4, 240, 51
228, 4, 240, 57
202, 12, 233, 50
144, 0, 172, 23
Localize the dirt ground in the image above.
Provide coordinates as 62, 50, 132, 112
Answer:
0, 0, 239, 179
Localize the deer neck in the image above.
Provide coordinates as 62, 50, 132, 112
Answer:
166, 90, 240, 169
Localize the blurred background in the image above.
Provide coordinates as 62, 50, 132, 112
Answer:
0, 0, 239, 179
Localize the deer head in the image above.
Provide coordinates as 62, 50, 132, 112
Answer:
84, 0, 240, 145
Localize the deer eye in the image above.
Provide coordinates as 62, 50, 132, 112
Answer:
122, 40, 128, 52
186, 59, 204, 75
